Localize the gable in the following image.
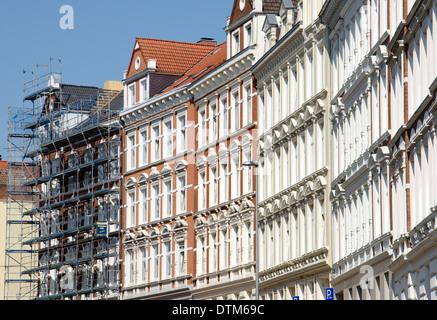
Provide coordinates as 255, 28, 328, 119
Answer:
230, 0, 254, 25
126, 40, 148, 79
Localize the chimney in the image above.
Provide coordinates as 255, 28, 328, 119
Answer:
197, 38, 217, 46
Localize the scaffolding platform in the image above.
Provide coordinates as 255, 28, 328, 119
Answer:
4, 59, 123, 300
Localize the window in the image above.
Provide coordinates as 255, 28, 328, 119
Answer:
220, 228, 228, 269
210, 166, 218, 206
197, 236, 206, 275
222, 97, 229, 137
231, 226, 240, 267
232, 91, 240, 132
178, 174, 187, 213
127, 250, 135, 284
199, 108, 206, 147
281, 74, 289, 119
152, 183, 160, 220
127, 134, 136, 171
139, 247, 147, 283
198, 171, 206, 210
220, 162, 228, 203
83, 148, 93, 163
177, 241, 185, 276
140, 187, 148, 224
243, 84, 252, 126
128, 84, 136, 107
231, 153, 240, 199
164, 241, 172, 278
232, 30, 240, 55
306, 126, 314, 175
164, 179, 172, 218
243, 147, 252, 194
164, 119, 173, 158
128, 191, 136, 227
140, 77, 148, 101
306, 54, 313, 101
178, 113, 187, 153
209, 232, 218, 272
244, 23, 252, 48
152, 124, 161, 162
140, 129, 148, 166
210, 104, 218, 142
245, 222, 252, 263
152, 243, 160, 280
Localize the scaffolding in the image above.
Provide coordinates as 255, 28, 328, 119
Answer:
4, 59, 123, 300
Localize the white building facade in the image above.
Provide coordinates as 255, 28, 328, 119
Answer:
388, 0, 437, 300
321, 0, 394, 300
252, 0, 333, 300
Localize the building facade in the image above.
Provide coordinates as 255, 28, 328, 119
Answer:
321, 0, 394, 300
13, 76, 124, 300
388, 0, 437, 300
252, 0, 332, 300
6, 0, 437, 301
119, 37, 224, 300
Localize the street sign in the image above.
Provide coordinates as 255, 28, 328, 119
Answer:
326, 288, 334, 300
293, 296, 300, 300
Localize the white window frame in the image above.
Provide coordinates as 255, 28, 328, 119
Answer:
139, 246, 148, 283
232, 89, 240, 132
210, 163, 218, 207
126, 249, 135, 285
210, 103, 218, 143
244, 21, 252, 48
127, 132, 136, 171
176, 239, 186, 276
177, 172, 187, 214
151, 181, 161, 221
220, 95, 229, 138
127, 189, 136, 228
139, 184, 148, 224
140, 77, 149, 102
199, 106, 207, 147
231, 151, 240, 199
163, 240, 172, 279
163, 177, 173, 218
163, 117, 173, 159
177, 112, 187, 153
128, 83, 136, 107
139, 127, 148, 166
151, 122, 161, 162
151, 242, 160, 281
243, 82, 252, 127
198, 167, 207, 211
232, 29, 240, 55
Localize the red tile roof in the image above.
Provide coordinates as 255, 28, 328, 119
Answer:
136, 38, 218, 75
162, 42, 227, 93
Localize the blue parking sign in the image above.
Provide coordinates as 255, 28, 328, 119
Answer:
326, 288, 334, 300
293, 296, 300, 300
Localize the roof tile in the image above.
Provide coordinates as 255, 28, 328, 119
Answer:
136, 38, 217, 75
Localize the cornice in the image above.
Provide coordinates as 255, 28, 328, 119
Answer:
120, 85, 191, 126
190, 46, 256, 100
252, 22, 304, 81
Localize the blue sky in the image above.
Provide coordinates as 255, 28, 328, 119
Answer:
0, 0, 233, 160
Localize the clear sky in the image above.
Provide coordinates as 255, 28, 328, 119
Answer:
0, 0, 234, 160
